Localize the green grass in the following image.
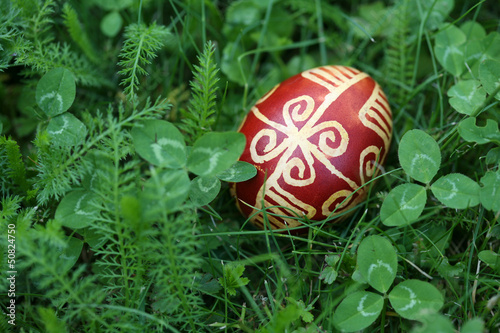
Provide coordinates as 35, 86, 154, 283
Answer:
1, 0, 499, 332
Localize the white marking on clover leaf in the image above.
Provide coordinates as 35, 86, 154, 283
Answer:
399, 286, 420, 311
399, 188, 421, 211
199, 178, 219, 193
89, 173, 97, 190
150, 137, 184, 163
225, 168, 237, 179
367, 259, 394, 280
454, 89, 470, 102
157, 137, 184, 149
48, 115, 69, 136
60, 253, 76, 260
453, 84, 477, 102
357, 295, 379, 317
410, 153, 437, 172
442, 45, 462, 65
75, 193, 93, 216
195, 147, 223, 175
39, 91, 63, 113
466, 88, 477, 101
440, 178, 458, 200
491, 173, 500, 196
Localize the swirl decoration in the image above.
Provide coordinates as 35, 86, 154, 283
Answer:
239, 66, 392, 230
359, 146, 382, 184
322, 189, 359, 217
251, 95, 351, 185
249, 92, 357, 228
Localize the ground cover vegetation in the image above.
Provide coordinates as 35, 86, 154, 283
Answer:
0, 0, 499, 332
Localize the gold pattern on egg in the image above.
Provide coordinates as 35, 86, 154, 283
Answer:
244, 66, 393, 229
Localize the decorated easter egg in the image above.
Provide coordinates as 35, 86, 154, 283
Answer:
232, 65, 392, 231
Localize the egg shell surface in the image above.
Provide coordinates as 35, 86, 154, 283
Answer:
233, 65, 392, 230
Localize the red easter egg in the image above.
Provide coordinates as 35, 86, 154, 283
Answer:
232, 65, 393, 231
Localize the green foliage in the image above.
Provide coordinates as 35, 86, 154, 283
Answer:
187, 131, 246, 177
141, 168, 191, 215
333, 235, 444, 332
181, 40, 220, 144
0, 195, 23, 221
17, 220, 105, 329
411, 313, 485, 333
319, 254, 339, 284
479, 59, 500, 100
62, 3, 99, 64
130, 118, 247, 209
21, 0, 56, 47
0, 2, 26, 71
381, 183, 427, 226
36, 67, 76, 117
357, 235, 397, 293
145, 209, 206, 331
38, 307, 69, 333
479, 171, 500, 211
100, 11, 123, 38
215, 161, 257, 182
46, 113, 87, 146
189, 176, 221, 206
398, 129, 441, 184
1, 0, 500, 332
218, 263, 250, 297
256, 297, 317, 332
447, 80, 486, 116
55, 189, 98, 229
384, 0, 415, 107
381, 125, 497, 226
435, 24, 467, 77
4, 0, 106, 86
118, 22, 170, 98
0, 136, 29, 197
478, 250, 500, 272
131, 119, 187, 168
333, 291, 384, 332
431, 173, 481, 209
389, 279, 444, 320
33, 98, 168, 205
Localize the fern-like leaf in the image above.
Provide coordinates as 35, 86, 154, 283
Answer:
384, 0, 416, 108
82, 100, 206, 330
0, 142, 13, 197
62, 3, 99, 64
17, 221, 108, 329
118, 22, 169, 98
33, 99, 168, 205
6, 0, 108, 87
23, 0, 55, 46
33, 132, 89, 205
0, 195, 23, 226
20, 42, 109, 87
0, 136, 29, 196
180, 40, 220, 144
0, 4, 25, 71
146, 207, 205, 331
288, 0, 345, 28
37, 307, 69, 333
87, 115, 204, 330
89, 119, 145, 310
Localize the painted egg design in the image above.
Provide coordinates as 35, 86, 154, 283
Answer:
232, 65, 392, 231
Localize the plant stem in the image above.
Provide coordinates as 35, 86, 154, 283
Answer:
380, 297, 388, 333
138, 0, 143, 25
